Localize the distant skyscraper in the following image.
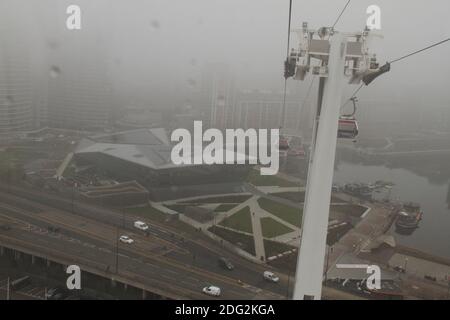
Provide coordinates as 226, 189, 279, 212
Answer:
234, 90, 304, 133
0, 1, 34, 137
201, 63, 236, 129
447, 181, 450, 209
45, 0, 113, 131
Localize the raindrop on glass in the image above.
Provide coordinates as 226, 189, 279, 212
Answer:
150, 20, 160, 30
187, 78, 197, 87
5, 96, 14, 106
47, 40, 60, 50
49, 66, 61, 78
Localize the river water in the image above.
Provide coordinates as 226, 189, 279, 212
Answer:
332, 162, 450, 259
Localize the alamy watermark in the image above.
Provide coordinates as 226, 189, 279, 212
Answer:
66, 265, 81, 290
66, 5, 81, 30
63, 4, 381, 31
366, 5, 381, 30
336, 264, 381, 290
170, 121, 280, 175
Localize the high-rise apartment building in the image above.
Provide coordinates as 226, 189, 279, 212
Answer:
0, 1, 34, 137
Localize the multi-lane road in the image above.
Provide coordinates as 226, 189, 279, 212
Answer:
0, 187, 286, 300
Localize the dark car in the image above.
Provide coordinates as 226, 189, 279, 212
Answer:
393, 266, 406, 273
0, 224, 11, 231
218, 257, 234, 271
45, 286, 68, 300
10, 276, 31, 291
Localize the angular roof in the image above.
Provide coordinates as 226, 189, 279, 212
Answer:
86, 128, 169, 145
74, 128, 178, 169
326, 253, 398, 281
74, 128, 252, 170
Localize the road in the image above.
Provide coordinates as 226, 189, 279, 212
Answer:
0, 188, 285, 300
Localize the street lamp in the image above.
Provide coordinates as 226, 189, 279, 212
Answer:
71, 184, 75, 213
324, 245, 334, 284
286, 269, 291, 299
447, 276, 450, 299
115, 227, 120, 274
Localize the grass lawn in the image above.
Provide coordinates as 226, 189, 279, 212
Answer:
0, 151, 15, 164
207, 225, 296, 260
214, 203, 238, 212
0, 151, 26, 181
165, 203, 238, 213
257, 197, 302, 227
270, 191, 342, 203
219, 206, 253, 234
1, 148, 48, 179
246, 169, 297, 187
260, 217, 294, 238
124, 205, 169, 223
165, 204, 186, 212
0, 150, 19, 173
270, 191, 305, 202
208, 226, 256, 256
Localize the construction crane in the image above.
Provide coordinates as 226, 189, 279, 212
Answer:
284, 23, 389, 300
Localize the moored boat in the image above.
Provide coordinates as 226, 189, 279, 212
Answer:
395, 202, 423, 231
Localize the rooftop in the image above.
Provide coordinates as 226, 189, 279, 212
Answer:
74, 128, 251, 170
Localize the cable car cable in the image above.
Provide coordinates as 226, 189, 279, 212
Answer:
341, 37, 450, 107
281, 0, 293, 129
389, 38, 450, 64
331, 0, 351, 29
342, 97, 358, 117
285, 0, 293, 59
341, 83, 363, 109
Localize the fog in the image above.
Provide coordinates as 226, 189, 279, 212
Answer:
1, 1, 450, 301
1, 0, 450, 134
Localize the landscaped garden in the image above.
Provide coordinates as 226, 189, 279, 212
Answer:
257, 197, 302, 227
218, 206, 253, 234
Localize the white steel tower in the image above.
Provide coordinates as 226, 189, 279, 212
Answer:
287, 24, 387, 299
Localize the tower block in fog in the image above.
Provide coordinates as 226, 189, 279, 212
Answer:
447, 181, 450, 209
285, 24, 387, 300
0, 2, 34, 137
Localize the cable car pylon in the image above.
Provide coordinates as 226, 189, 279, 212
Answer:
284, 23, 389, 300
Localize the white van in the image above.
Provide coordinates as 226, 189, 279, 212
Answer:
202, 286, 221, 297
134, 221, 149, 231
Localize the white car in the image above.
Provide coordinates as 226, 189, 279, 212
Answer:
263, 271, 279, 283
134, 221, 149, 231
202, 285, 221, 297
119, 235, 134, 244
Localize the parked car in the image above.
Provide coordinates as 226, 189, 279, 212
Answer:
119, 235, 134, 244
263, 271, 280, 283
218, 257, 234, 270
202, 285, 221, 297
0, 224, 11, 231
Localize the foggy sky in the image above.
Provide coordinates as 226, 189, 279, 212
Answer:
4, 0, 450, 110
109, 0, 450, 102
